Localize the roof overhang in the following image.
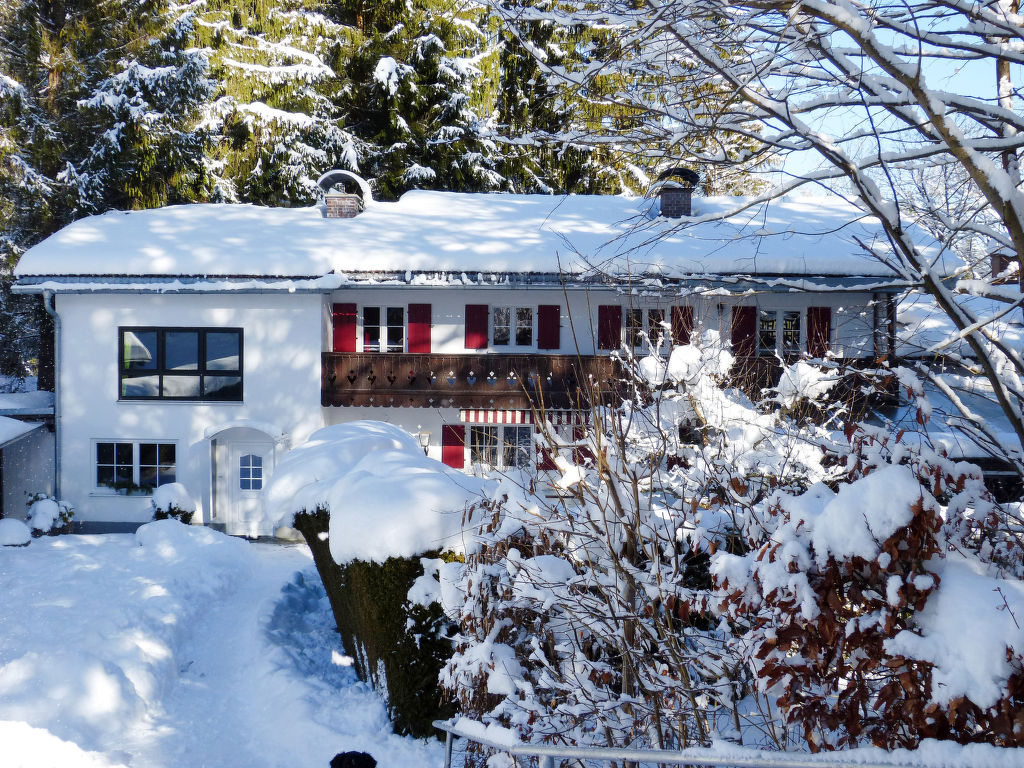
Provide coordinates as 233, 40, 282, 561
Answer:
14, 272, 913, 296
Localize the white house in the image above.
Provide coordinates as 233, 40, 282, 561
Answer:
11, 180, 924, 535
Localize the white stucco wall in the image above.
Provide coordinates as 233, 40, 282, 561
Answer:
55, 292, 323, 527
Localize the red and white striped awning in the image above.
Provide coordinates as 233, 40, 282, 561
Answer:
459, 409, 589, 425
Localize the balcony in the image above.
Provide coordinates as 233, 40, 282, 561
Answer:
322, 353, 621, 409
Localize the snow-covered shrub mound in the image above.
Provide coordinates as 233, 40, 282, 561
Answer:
25, 494, 73, 535
0, 517, 31, 546
135, 518, 251, 572
150, 482, 195, 524
0, 721, 129, 768
265, 421, 490, 563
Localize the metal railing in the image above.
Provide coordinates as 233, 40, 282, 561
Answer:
433, 719, 981, 768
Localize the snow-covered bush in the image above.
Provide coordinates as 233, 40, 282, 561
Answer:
714, 417, 1024, 750
150, 482, 195, 525
25, 493, 74, 537
0, 517, 31, 546
441, 333, 840, 754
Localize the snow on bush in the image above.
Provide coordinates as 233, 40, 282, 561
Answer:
265, 421, 490, 563
150, 481, 195, 523
0, 517, 31, 546
25, 494, 73, 535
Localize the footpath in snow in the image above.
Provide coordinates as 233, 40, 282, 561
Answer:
0, 521, 443, 768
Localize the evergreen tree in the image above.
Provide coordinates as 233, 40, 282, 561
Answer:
190, 1, 360, 205
492, 6, 624, 194
334, 0, 503, 200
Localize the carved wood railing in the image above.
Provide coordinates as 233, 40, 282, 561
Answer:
322, 352, 621, 409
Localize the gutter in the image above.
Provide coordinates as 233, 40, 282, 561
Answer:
42, 290, 60, 498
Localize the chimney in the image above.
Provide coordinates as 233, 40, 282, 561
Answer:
324, 192, 362, 219
660, 186, 693, 219
656, 167, 700, 219
316, 169, 371, 218
991, 251, 1011, 282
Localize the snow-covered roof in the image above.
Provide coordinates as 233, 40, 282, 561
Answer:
0, 417, 43, 450
15, 191, 943, 282
0, 390, 55, 418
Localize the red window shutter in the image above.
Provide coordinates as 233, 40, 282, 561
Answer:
465, 305, 488, 350
332, 303, 357, 353
441, 425, 465, 469
597, 305, 622, 350
732, 306, 756, 357
807, 306, 831, 357
537, 446, 558, 471
537, 305, 560, 350
572, 424, 594, 465
408, 303, 431, 354
671, 305, 694, 345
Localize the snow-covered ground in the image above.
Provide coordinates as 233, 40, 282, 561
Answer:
0, 521, 443, 768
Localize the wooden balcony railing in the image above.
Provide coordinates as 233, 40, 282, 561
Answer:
322, 352, 621, 409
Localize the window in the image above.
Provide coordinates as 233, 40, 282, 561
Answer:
469, 425, 533, 469
363, 306, 405, 352
239, 453, 263, 491
627, 308, 668, 350
119, 328, 242, 401
470, 426, 498, 466
96, 441, 175, 492
758, 310, 802, 355
493, 307, 533, 347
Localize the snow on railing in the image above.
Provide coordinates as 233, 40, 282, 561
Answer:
433, 719, 1015, 768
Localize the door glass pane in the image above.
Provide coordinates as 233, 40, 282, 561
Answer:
470, 426, 498, 465
206, 332, 240, 371
122, 331, 157, 370
627, 309, 643, 348
493, 307, 510, 345
363, 307, 381, 351
503, 426, 532, 468
515, 307, 533, 346
386, 307, 404, 352
648, 309, 665, 346
239, 454, 263, 491
782, 311, 801, 353
758, 310, 777, 353
166, 331, 199, 370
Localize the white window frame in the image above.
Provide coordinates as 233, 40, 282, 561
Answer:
361, 306, 406, 353
625, 308, 669, 352
491, 306, 535, 348
468, 425, 534, 469
94, 439, 177, 494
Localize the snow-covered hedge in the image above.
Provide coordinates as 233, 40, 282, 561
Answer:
265, 421, 490, 564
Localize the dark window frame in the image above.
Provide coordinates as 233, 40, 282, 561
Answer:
118, 327, 243, 401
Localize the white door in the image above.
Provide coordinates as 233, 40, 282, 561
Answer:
227, 441, 274, 537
